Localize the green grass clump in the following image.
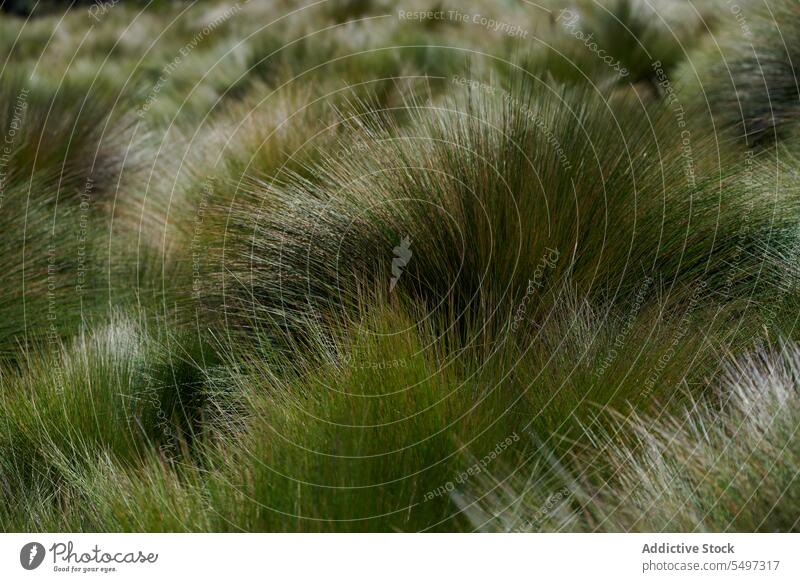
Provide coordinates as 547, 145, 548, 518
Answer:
0, 68, 179, 353
213, 80, 798, 348
0, 72, 132, 201
0, 314, 217, 524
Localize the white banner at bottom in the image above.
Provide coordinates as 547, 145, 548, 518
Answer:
0, 533, 797, 581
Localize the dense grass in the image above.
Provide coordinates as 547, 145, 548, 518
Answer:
0, 0, 798, 532
459, 342, 800, 532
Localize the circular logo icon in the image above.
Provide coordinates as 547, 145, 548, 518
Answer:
20, 542, 46, 570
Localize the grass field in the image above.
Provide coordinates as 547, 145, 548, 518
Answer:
1, 0, 799, 532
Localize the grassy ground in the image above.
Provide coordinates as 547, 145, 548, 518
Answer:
0, 0, 798, 532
